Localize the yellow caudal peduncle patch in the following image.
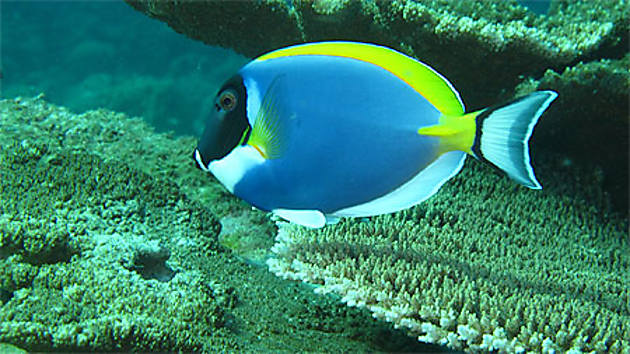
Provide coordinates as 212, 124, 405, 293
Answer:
417, 111, 480, 155
256, 42, 464, 115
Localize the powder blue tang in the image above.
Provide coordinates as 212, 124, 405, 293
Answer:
193, 42, 557, 228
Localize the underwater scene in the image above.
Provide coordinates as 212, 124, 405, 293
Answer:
0, 0, 628, 352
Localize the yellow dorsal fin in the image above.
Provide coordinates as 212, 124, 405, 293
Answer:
418, 112, 480, 155
256, 42, 464, 115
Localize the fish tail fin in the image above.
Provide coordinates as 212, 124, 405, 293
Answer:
470, 91, 558, 189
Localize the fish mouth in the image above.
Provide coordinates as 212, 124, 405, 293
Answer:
192, 148, 211, 172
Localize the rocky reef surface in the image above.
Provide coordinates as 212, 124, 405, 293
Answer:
0, 96, 442, 352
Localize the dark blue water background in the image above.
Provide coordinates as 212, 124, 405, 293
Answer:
1, 0, 248, 136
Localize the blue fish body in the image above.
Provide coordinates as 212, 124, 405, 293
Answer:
193, 42, 557, 228
235, 54, 446, 213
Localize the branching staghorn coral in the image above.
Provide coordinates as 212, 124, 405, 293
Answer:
268, 157, 629, 352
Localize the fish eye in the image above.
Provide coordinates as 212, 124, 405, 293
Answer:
218, 90, 237, 112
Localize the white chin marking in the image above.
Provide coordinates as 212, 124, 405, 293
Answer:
194, 149, 211, 172
209, 145, 265, 193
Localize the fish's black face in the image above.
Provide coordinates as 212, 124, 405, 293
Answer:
193, 74, 249, 170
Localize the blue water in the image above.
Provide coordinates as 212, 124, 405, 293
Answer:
1, 1, 248, 135
517, 0, 552, 15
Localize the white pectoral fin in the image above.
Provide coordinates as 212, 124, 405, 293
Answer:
273, 208, 327, 228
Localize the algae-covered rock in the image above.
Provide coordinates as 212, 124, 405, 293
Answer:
268, 154, 629, 352
125, 0, 303, 61
0, 96, 445, 352
0, 104, 227, 350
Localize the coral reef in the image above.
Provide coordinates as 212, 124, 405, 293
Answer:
0, 101, 228, 350
124, 0, 627, 103
268, 154, 629, 352
4, 0, 627, 349
124, 0, 629, 212
0, 96, 444, 352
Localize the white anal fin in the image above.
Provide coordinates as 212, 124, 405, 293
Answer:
332, 151, 466, 218
273, 208, 326, 228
